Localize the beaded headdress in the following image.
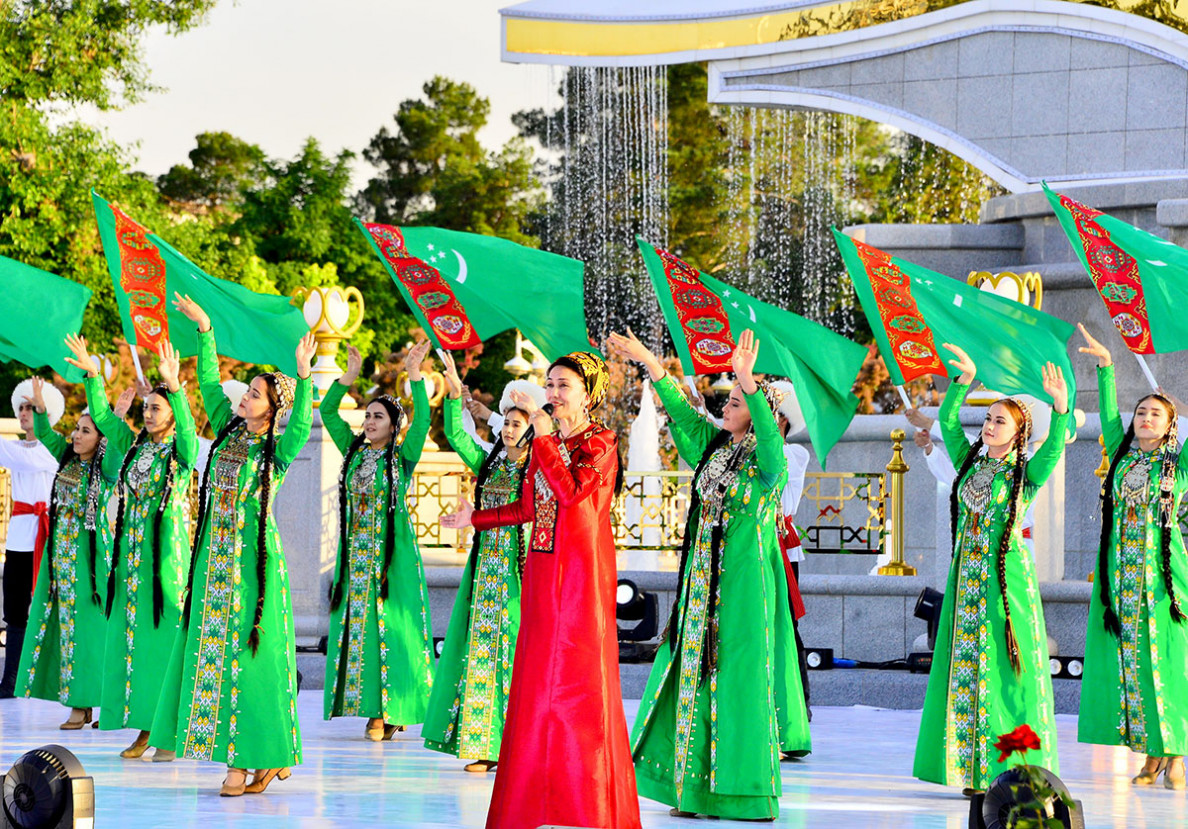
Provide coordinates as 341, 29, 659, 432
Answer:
1002, 397, 1033, 445
266, 372, 298, 415
757, 380, 788, 415
550, 351, 610, 412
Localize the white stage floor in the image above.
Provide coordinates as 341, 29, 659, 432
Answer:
0, 693, 1183, 828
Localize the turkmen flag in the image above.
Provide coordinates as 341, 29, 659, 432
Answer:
355, 221, 596, 359
0, 257, 92, 382
834, 228, 1077, 412
1045, 183, 1188, 355
638, 237, 866, 465
93, 192, 309, 375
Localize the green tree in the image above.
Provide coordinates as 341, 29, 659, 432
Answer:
158, 131, 266, 212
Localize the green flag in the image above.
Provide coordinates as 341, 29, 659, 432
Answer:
834, 228, 1077, 412
93, 191, 309, 375
1044, 182, 1188, 355
638, 237, 867, 466
0, 257, 92, 382
355, 220, 596, 358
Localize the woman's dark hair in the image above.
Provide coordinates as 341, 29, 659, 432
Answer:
664, 429, 746, 682
1097, 394, 1185, 635
181, 375, 282, 657
106, 389, 181, 627
949, 399, 1029, 675
328, 397, 405, 612
45, 418, 107, 606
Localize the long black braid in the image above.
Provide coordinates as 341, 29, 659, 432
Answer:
948, 415, 1028, 675
248, 412, 278, 656
181, 416, 242, 627
1097, 396, 1186, 635
106, 408, 180, 627
452, 433, 532, 635
44, 431, 107, 605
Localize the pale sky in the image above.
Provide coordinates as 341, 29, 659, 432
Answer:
84, 0, 558, 186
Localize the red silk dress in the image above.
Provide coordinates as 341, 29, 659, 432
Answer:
471, 424, 641, 829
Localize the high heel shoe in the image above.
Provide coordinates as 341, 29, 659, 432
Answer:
464, 760, 497, 773
1133, 757, 1168, 785
59, 708, 91, 730
119, 734, 150, 759
220, 768, 248, 797
244, 767, 291, 794
1164, 757, 1185, 790
382, 724, 404, 740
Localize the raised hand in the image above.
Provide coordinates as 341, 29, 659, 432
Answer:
113, 386, 136, 419
157, 341, 181, 393
731, 329, 760, 394
63, 333, 100, 378
1042, 361, 1069, 414
26, 376, 47, 413
942, 342, 976, 385
913, 429, 933, 453
904, 408, 935, 431
339, 344, 363, 387
439, 349, 463, 399
607, 329, 664, 381
463, 387, 493, 422
134, 376, 153, 400
295, 332, 317, 380
172, 292, 211, 332
511, 387, 551, 437
404, 339, 432, 383
1076, 322, 1112, 368
439, 497, 475, 530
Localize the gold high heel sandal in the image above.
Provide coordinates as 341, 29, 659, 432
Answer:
463, 760, 497, 773
1164, 757, 1185, 790
220, 768, 248, 797
1133, 757, 1168, 785
244, 767, 291, 794
119, 734, 150, 759
59, 708, 91, 730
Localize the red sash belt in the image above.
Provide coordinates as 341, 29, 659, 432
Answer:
778, 514, 806, 620
11, 500, 49, 589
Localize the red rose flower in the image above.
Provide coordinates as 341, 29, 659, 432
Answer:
994, 724, 1042, 763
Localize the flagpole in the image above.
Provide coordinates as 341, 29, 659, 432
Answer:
129, 342, 146, 386
1134, 352, 1159, 392
896, 385, 913, 411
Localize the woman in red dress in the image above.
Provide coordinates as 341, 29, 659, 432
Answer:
442, 351, 641, 829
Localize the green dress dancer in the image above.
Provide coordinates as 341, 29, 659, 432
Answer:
914, 381, 1069, 790
1079, 365, 1188, 758
631, 375, 810, 821
86, 375, 197, 738
150, 327, 311, 771
423, 395, 527, 763
16, 410, 116, 711
320, 379, 435, 728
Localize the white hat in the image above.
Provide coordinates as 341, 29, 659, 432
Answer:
1013, 394, 1051, 446
222, 380, 249, 413
499, 380, 547, 415
12, 379, 65, 426
768, 380, 806, 438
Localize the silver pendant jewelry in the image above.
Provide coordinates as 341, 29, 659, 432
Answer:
1119, 454, 1153, 506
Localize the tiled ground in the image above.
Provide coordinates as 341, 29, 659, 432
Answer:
0, 695, 1182, 827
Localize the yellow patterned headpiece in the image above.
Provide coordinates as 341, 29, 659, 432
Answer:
550, 351, 610, 412
265, 372, 298, 415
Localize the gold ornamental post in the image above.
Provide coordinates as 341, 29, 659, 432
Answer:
878, 428, 917, 576
290, 285, 364, 407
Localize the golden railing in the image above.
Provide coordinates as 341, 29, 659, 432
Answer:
406, 455, 903, 562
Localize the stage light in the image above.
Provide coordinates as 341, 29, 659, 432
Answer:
913, 587, 944, 650
805, 648, 833, 670
1, 745, 94, 829
1049, 656, 1084, 680
616, 579, 659, 663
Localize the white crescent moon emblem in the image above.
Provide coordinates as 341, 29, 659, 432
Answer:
453, 250, 468, 284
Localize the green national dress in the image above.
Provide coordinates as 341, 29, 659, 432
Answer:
423, 396, 526, 761
16, 411, 117, 707
321, 380, 435, 725
631, 376, 810, 821
86, 376, 197, 732
149, 328, 311, 769
1079, 365, 1188, 757
914, 381, 1069, 790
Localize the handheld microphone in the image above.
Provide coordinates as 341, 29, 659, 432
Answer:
517, 403, 555, 447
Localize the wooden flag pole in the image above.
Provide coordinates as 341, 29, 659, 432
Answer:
896, 385, 913, 411
1134, 352, 1159, 392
